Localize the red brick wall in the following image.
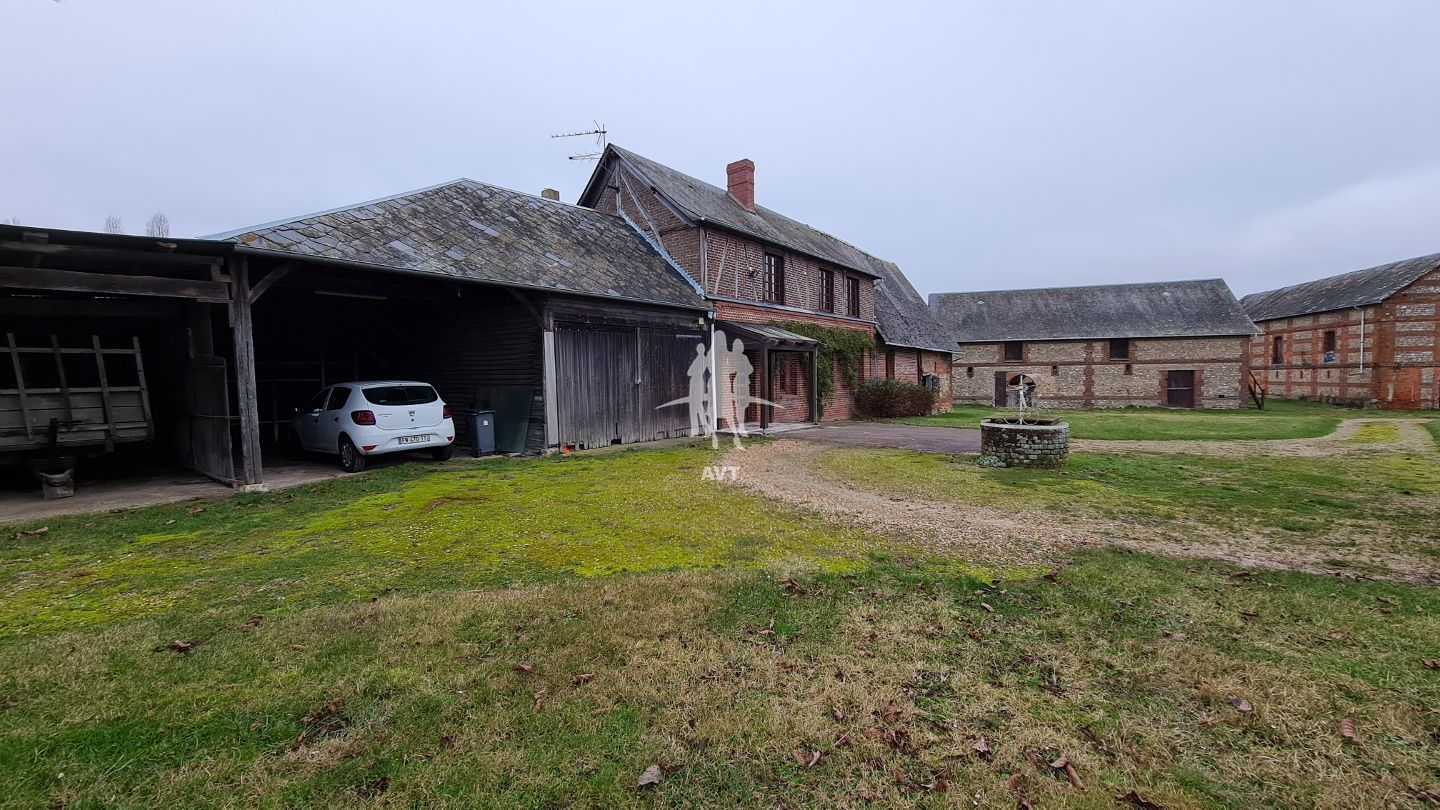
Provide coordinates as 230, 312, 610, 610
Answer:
1248, 269, 1440, 409
717, 300, 873, 422
865, 347, 953, 414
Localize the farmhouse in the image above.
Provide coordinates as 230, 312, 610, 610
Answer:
1, 179, 710, 491
1241, 252, 1440, 409
931, 279, 1257, 409
579, 146, 953, 425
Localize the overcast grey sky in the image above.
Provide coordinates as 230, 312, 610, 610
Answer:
4, 1, 1438, 297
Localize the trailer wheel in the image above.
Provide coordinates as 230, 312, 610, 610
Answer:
339, 436, 366, 473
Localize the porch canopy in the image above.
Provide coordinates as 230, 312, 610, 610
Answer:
716, 321, 820, 428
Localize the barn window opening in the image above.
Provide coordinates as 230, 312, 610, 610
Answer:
1004, 341, 1024, 362
1109, 338, 1131, 360
1323, 330, 1337, 352
1050, 365, 1059, 376
965, 366, 975, 378
1124, 363, 1133, 375
763, 253, 785, 304
845, 276, 861, 317
1272, 335, 1284, 365
818, 268, 834, 312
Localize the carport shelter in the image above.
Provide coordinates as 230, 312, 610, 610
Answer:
1, 180, 711, 490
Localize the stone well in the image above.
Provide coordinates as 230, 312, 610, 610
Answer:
978, 418, 1070, 469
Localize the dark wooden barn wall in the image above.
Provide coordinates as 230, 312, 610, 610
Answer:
421, 292, 543, 454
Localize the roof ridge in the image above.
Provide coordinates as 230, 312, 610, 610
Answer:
202, 178, 473, 240
1241, 250, 1440, 301
931, 278, 1228, 300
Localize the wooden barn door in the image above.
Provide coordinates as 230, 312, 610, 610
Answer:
554, 324, 702, 450
1166, 370, 1196, 408
994, 372, 1008, 406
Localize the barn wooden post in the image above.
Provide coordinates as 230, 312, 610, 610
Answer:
809, 348, 820, 423
228, 255, 265, 489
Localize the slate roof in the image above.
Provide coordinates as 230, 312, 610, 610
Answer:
930, 279, 1257, 343
1240, 252, 1440, 322
580, 145, 956, 352
207, 179, 707, 310
583, 145, 884, 279
871, 259, 959, 353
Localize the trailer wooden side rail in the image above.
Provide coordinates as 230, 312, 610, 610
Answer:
0, 332, 153, 456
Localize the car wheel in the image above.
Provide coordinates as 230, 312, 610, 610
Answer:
339, 436, 367, 473
430, 444, 454, 461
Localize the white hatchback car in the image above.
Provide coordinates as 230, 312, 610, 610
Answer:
288, 381, 455, 472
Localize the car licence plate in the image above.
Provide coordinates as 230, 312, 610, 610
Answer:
399, 435, 427, 445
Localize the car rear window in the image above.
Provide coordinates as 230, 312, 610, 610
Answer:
360, 385, 439, 406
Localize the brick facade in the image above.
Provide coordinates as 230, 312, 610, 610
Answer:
867, 346, 954, 414
1248, 269, 1440, 409
953, 336, 1249, 409
589, 159, 879, 423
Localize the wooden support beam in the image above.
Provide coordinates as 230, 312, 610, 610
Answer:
0, 239, 221, 267
0, 265, 230, 303
246, 264, 291, 304
506, 287, 545, 326
228, 256, 265, 488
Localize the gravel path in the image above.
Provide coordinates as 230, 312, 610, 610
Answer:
723, 418, 1440, 583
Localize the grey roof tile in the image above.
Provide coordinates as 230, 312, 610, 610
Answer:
1240, 252, 1440, 321
211, 179, 706, 310
931, 279, 1256, 342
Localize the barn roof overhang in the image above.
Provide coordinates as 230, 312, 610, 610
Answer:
716, 320, 819, 352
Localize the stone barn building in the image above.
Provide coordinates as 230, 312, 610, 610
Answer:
931, 279, 1257, 409
1241, 252, 1440, 410
579, 145, 950, 424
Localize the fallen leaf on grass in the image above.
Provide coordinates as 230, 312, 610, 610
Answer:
855, 785, 882, 801
879, 703, 902, 723
163, 519, 176, 525
167, 640, 194, 654
10, 527, 48, 539
1118, 790, 1166, 809
1229, 570, 1254, 578
980, 602, 995, 613
570, 673, 595, 686
1163, 631, 1188, 641
792, 749, 820, 769
831, 705, 845, 721
1050, 755, 1084, 790
1227, 695, 1254, 713
1339, 717, 1358, 741
532, 690, 545, 712
781, 578, 808, 596
973, 736, 992, 759
353, 776, 389, 798
923, 776, 949, 792
512, 663, 534, 674
1421, 659, 1440, 670
240, 614, 263, 632
1043, 569, 1060, 583
186, 506, 206, 516
636, 765, 665, 787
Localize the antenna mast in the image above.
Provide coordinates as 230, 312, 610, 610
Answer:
551, 121, 607, 161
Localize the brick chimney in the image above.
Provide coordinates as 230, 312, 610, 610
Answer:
540, 188, 560, 201
726, 159, 755, 212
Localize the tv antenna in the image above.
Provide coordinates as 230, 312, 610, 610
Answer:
551, 121, 607, 161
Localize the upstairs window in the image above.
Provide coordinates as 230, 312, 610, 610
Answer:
1323, 330, 1338, 353
763, 254, 785, 304
1004, 341, 1024, 362
845, 276, 861, 317
818, 268, 835, 312
1272, 335, 1284, 365
1109, 338, 1131, 360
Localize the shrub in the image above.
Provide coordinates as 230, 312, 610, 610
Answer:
854, 378, 938, 418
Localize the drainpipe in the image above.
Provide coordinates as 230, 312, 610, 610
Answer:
708, 318, 719, 436
1355, 306, 1366, 372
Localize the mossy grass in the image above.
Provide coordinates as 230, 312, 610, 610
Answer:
897, 399, 1436, 441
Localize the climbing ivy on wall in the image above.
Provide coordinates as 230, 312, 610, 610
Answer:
770, 321, 875, 415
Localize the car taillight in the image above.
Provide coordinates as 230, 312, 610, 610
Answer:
442, 404, 452, 419
351, 410, 376, 425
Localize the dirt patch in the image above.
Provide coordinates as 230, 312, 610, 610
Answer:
1075, 418, 1438, 459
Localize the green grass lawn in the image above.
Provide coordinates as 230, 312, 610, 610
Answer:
3, 445, 1440, 806
896, 399, 1436, 441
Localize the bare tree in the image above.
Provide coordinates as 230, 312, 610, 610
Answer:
103, 215, 124, 234
145, 212, 170, 238
1, 217, 19, 225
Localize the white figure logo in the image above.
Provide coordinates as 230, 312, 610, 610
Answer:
659, 329, 774, 449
